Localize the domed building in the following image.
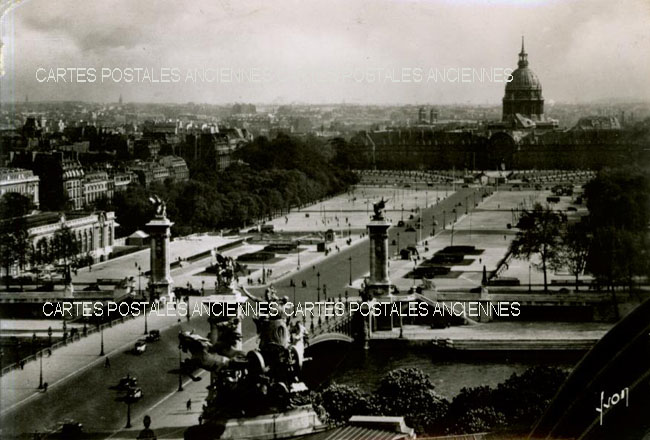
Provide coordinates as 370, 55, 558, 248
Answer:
501, 37, 557, 129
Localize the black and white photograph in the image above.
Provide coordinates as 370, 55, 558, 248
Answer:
1, 0, 649, 438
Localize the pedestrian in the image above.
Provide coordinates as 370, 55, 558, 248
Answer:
104, 357, 111, 368
20, 360, 25, 370
187, 399, 192, 411
43, 382, 48, 392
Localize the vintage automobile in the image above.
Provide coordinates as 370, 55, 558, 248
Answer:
126, 387, 143, 401
133, 340, 147, 354
117, 376, 138, 390
145, 330, 161, 342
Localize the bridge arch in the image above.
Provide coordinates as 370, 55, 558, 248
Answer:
308, 333, 353, 347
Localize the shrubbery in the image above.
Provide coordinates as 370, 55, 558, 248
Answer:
316, 366, 569, 436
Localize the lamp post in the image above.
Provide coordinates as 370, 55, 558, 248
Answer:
178, 330, 184, 392
125, 396, 133, 428
136, 264, 142, 298
292, 280, 296, 305
262, 261, 266, 284
348, 256, 352, 286
38, 350, 43, 389
443, 211, 446, 230
396, 232, 400, 257
297, 250, 301, 270
316, 272, 321, 302
143, 294, 149, 335
99, 324, 105, 356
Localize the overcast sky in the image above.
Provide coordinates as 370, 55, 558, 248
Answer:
2, 0, 649, 105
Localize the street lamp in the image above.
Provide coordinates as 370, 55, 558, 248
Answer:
397, 232, 400, 256
316, 272, 321, 302
348, 256, 352, 286
292, 280, 297, 305
38, 350, 43, 389
143, 295, 149, 335
99, 324, 105, 356
297, 250, 301, 270
178, 330, 184, 392
136, 264, 142, 298
125, 395, 133, 428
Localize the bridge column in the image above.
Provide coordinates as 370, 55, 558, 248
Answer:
146, 214, 174, 301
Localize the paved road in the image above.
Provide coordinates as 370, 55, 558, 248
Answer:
1, 186, 480, 438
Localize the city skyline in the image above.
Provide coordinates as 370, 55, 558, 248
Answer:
2, 0, 650, 105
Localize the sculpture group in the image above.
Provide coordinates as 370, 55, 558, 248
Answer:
178, 254, 310, 421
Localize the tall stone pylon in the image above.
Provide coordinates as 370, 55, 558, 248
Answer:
365, 198, 391, 299
146, 196, 174, 301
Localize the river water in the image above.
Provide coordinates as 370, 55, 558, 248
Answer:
303, 343, 580, 399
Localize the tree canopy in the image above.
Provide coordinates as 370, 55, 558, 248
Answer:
509, 203, 565, 291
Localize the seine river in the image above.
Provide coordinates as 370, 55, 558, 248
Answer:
303, 343, 579, 399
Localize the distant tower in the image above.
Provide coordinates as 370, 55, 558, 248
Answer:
502, 36, 545, 121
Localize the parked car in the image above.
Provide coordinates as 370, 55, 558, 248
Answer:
117, 376, 137, 389
133, 340, 147, 355
145, 330, 161, 342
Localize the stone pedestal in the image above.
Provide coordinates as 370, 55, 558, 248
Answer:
145, 216, 174, 301
186, 405, 325, 440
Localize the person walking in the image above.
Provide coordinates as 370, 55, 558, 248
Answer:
186, 399, 192, 411
104, 357, 111, 368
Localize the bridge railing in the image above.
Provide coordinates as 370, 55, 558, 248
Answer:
306, 307, 354, 339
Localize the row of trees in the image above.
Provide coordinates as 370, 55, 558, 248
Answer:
314, 366, 568, 436
104, 134, 359, 237
509, 167, 650, 291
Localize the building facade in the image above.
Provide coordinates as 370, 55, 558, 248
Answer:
0, 168, 40, 208
29, 211, 118, 264
83, 171, 111, 206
